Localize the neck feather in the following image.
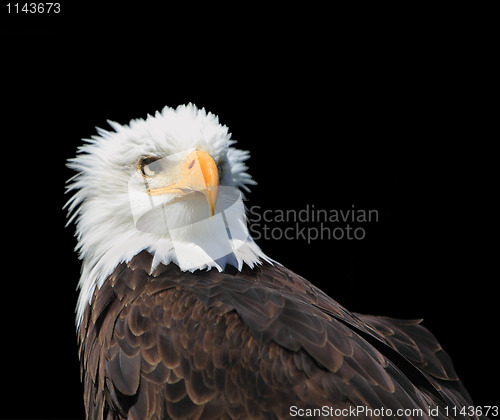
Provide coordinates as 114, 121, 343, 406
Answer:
75, 222, 271, 328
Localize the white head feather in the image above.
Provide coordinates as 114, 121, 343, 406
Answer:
65, 104, 271, 327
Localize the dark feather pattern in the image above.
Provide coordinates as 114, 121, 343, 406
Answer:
78, 251, 482, 419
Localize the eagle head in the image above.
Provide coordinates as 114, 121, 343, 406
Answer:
66, 104, 270, 326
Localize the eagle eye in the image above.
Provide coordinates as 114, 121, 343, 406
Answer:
217, 162, 224, 181
140, 156, 162, 177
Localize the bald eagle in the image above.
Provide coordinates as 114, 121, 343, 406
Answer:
66, 104, 480, 420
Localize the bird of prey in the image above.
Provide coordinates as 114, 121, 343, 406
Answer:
66, 104, 482, 419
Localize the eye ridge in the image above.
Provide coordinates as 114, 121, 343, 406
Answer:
139, 156, 162, 177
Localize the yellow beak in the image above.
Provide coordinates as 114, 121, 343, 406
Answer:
147, 150, 219, 217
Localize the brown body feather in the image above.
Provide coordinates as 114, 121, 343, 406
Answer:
78, 251, 479, 419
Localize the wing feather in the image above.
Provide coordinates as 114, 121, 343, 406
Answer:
78, 252, 479, 419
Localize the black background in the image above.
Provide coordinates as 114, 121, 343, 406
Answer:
2, 6, 498, 419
